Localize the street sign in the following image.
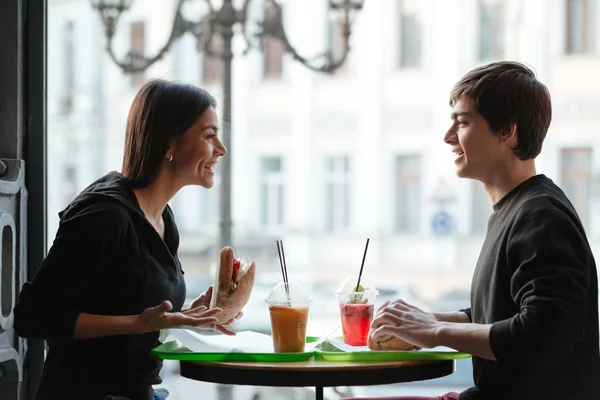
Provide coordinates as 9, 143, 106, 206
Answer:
431, 211, 454, 236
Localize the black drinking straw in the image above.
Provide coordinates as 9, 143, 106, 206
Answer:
355, 238, 370, 292
276, 240, 290, 299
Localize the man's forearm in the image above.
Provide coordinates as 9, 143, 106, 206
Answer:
433, 311, 471, 323
436, 322, 496, 360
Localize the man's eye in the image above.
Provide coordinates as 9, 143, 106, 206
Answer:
206, 134, 216, 140
457, 120, 467, 126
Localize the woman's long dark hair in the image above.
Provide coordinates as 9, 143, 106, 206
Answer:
122, 79, 217, 188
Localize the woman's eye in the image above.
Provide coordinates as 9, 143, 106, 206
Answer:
206, 134, 216, 140
457, 120, 467, 127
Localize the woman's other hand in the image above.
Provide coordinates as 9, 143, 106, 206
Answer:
137, 300, 224, 333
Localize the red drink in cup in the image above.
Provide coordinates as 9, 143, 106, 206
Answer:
340, 302, 374, 346
336, 278, 379, 346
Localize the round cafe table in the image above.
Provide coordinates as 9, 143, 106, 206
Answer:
179, 358, 455, 400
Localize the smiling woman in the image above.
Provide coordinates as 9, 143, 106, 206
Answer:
13, 80, 240, 400
122, 80, 225, 190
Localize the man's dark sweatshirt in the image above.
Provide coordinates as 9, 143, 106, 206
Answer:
459, 175, 600, 400
13, 172, 186, 400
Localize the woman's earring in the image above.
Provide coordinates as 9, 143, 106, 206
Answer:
167, 155, 173, 162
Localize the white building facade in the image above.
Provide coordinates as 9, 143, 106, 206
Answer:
47, 0, 600, 299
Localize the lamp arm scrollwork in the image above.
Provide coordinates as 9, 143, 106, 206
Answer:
187, 0, 217, 55
239, 0, 254, 55
102, 0, 199, 73
263, 0, 354, 73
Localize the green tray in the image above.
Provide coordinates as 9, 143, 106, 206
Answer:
152, 336, 320, 363
315, 337, 471, 362
152, 336, 471, 363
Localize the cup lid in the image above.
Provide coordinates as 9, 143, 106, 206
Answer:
266, 281, 311, 304
336, 276, 378, 295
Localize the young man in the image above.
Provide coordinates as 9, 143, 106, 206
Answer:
345, 62, 600, 400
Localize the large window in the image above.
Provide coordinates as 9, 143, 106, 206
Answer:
394, 155, 421, 234
565, 0, 597, 54
479, 0, 505, 61
561, 148, 592, 228
324, 156, 351, 232
45, 1, 600, 398
260, 157, 285, 227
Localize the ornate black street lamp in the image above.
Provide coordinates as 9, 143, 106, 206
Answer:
90, 0, 363, 255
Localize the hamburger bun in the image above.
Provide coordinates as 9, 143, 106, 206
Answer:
367, 330, 417, 351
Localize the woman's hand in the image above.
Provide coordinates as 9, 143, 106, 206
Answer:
370, 299, 442, 349
137, 300, 225, 334
189, 286, 213, 310
189, 286, 244, 326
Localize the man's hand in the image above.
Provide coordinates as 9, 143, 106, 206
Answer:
370, 299, 442, 349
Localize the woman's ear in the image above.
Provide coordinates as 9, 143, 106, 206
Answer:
164, 145, 173, 162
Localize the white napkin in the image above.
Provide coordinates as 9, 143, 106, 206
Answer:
326, 337, 459, 353
169, 327, 276, 353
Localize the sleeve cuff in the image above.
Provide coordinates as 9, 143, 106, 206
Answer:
489, 319, 512, 361
459, 308, 472, 322
52, 310, 81, 340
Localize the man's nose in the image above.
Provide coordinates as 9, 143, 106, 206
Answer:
444, 127, 457, 144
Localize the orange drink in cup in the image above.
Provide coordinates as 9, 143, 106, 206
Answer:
266, 282, 311, 353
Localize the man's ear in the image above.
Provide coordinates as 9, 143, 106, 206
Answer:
499, 124, 518, 148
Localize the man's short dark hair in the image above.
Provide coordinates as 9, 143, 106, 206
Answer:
450, 61, 552, 160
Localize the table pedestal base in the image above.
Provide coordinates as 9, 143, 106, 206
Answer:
315, 386, 323, 400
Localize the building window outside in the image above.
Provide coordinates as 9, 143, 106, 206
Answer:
479, 0, 505, 61
561, 148, 592, 228
202, 18, 224, 85
399, 0, 422, 68
565, 0, 596, 54
262, 37, 284, 79
394, 155, 421, 234
324, 156, 351, 232
262, 3, 284, 79
327, 13, 346, 72
471, 181, 491, 235
260, 157, 285, 227
130, 20, 145, 88
62, 20, 75, 114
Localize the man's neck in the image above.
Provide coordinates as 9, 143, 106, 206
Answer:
483, 159, 537, 205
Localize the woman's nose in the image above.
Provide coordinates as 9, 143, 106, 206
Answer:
215, 137, 227, 156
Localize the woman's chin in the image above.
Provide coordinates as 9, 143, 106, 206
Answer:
199, 177, 214, 189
